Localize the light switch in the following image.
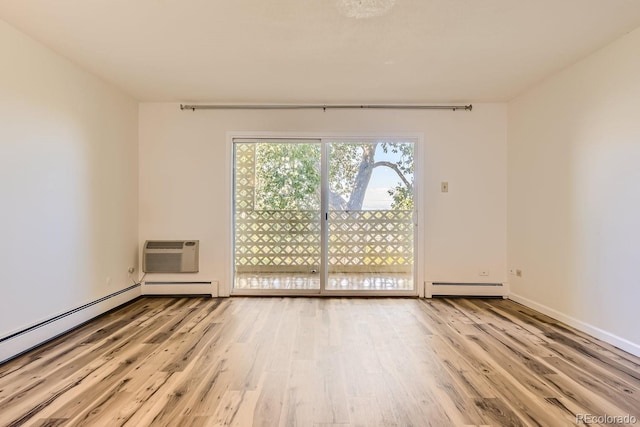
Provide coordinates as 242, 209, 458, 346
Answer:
441, 182, 449, 192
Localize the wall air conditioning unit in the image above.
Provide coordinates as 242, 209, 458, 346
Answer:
143, 240, 199, 273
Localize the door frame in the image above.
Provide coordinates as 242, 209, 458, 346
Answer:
227, 131, 425, 297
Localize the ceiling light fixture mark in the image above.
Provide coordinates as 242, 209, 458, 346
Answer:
336, 0, 397, 19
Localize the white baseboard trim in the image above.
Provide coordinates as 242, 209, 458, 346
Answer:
509, 293, 640, 357
142, 280, 219, 297
0, 284, 141, 364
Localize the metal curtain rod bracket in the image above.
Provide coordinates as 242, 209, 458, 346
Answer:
179, 104, 472, 112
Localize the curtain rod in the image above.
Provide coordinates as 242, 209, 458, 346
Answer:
180, 103, 472, 112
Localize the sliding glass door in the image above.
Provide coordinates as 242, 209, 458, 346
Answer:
326, 141, 415, 292
232, 138, 416, 295
233, 139, 322, 292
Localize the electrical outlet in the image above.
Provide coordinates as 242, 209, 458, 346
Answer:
479, 269, 489, 276
516, 269, 522, 277
441, 182, 449, 193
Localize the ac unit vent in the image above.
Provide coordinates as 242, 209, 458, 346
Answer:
145, 253, 183, 273
146, 241, 184, 250
143, 240, 199, 273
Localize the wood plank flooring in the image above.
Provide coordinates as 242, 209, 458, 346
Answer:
0, 297, 639, 426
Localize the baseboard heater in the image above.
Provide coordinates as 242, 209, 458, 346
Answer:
0, 284, 140, 364
428, 282, 506, 297
142, 281, 218, 297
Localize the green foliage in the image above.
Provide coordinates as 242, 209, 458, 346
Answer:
254, 141, 414, 211
328, 144, 364, 206
389, 185, 414, 210
382, 142, 414, 210
254, 143, 321, 210
381, 142, 414, 178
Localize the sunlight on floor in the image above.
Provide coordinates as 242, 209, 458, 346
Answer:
234, 273, 413, 291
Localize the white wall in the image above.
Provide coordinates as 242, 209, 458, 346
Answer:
0, 20, 139, 343
508, 27, 640, 354
139, 103, 507, 295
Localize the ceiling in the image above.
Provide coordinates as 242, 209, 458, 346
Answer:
2, 0, 640, 103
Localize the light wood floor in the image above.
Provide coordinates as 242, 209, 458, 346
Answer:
0, 297, 639, 426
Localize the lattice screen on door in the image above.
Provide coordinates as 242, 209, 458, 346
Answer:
328, 210, 413, 272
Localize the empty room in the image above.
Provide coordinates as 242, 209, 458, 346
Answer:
1, 0, 639, 426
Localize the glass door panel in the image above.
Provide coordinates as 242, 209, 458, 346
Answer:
233, 140, 322, 292
326, 141, 415, 292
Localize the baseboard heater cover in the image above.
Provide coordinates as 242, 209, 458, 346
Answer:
433, 282, 503, 287
141, 281, 219, 297
0, 284, 140, 364
429, 282, 506, 297
145, 281, 213, 285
